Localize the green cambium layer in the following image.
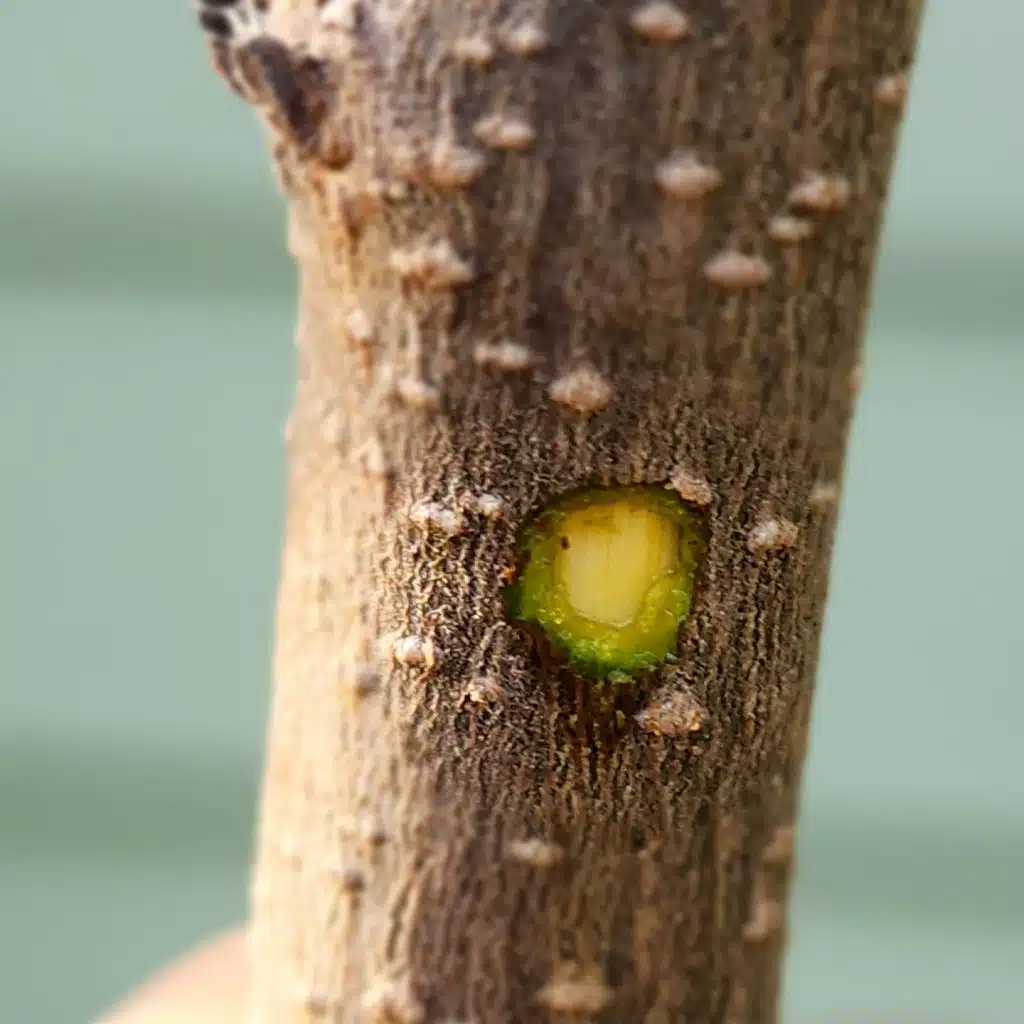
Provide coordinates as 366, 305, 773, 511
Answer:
505, 486, 706, 681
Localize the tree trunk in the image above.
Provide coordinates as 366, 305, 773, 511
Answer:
197, 1, 922, 1020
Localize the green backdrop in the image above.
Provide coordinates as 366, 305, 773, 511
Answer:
1, 2, 1021, 1021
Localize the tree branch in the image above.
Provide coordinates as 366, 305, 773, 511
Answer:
193, 1, 922, 1020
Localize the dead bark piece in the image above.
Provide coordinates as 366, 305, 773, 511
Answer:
192, 2, 924, 1021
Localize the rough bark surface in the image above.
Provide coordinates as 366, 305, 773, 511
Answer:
210, 1, 922, 1021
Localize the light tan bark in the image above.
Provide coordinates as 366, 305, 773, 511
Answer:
197, 1, 922, 1021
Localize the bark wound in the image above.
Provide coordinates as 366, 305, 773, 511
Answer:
202, 1, 923, 1021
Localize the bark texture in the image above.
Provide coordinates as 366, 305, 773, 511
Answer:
215, 1, 922, 1021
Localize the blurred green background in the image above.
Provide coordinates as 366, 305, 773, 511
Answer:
1, 2, 1021, 1022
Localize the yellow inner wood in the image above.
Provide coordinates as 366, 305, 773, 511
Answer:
556, 503, 680, 628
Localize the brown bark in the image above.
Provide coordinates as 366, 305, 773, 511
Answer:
198, 1, 922, 1021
